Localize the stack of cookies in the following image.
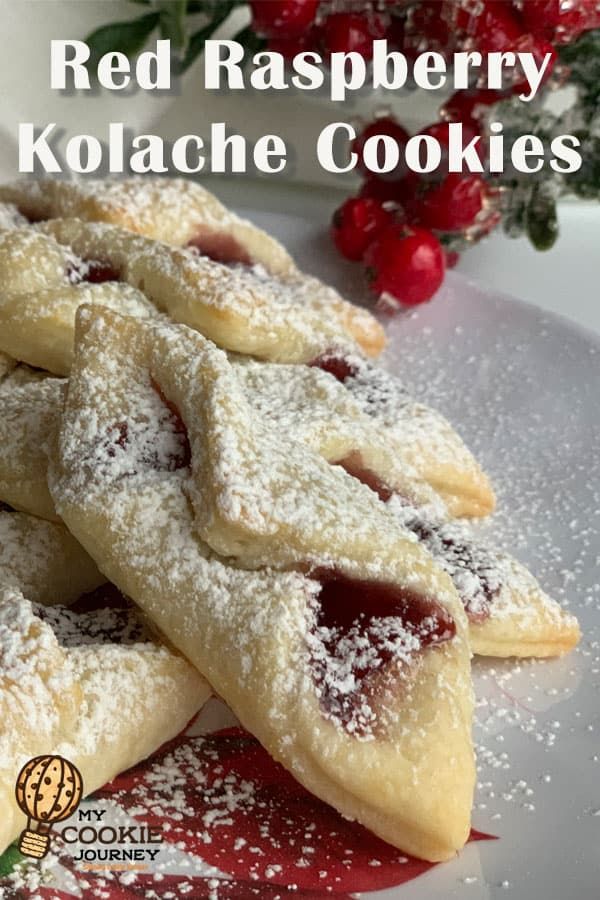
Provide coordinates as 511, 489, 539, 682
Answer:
0, 178, 579, 863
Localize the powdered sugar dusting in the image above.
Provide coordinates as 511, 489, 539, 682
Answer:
0, 215, 379, 366
307, 593, 449, 738
49, 302, 472, 848
0, 177, 296, 276
232, 354, 574, 637
0, 201, 27, 232
35, 598, 147, 648
0, 377, 64, 517
318, 349, 481, 472
0, 588, 72, 765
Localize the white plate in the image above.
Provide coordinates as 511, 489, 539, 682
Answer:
230, 193, 599, 900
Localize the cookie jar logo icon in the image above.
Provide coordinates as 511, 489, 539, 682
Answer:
15, 755, 84, 859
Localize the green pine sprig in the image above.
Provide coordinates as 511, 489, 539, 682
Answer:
84, 0, 263, 75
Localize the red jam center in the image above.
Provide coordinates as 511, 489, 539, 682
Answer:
332, 458, 497, 622
314, 569, 455, 648
334, 452, 394, 503
150, 378, 191, 470
37, 584, 145, 647
67, 258, 121, 285
309, 353, 359, 383
186, 229, 252, 266
105, 383, 191, 473
407, 518, 498, 622
70, 583, 129, 614
309, 569, 455, 736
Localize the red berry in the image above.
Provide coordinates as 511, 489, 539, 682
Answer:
331, 197, 392, 261
359, 176, 410, 206
319, 12, 387, 59
353, 116, 409, 177
451, 0, 523, 54
309, 353, 359, 382
512, 34, 557, 93
365, 224, 445, 307
250, 0, 319, 39
416, 174, 487, 232
406, 1, 455, 56
384, 13, 406, 50
520, 0, 600, 44
268, 29, 315, 59
442, 89, 505, 124
389, 172, 425, 219
444, 250, 460, 269
519, 0, 560, 40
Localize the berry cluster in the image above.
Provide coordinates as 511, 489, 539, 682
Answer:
250, 0, 600, 309
250, 0, 600, 60
331, 111, 500, 309
250, 0, 387, 59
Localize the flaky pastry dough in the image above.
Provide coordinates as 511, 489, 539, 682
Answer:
0, 219, 383, 372
0, 177, 295, 275
49, 306, 475, 862
0, 510, 103, 605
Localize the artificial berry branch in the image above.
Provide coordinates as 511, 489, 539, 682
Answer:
86, 0, 600, 308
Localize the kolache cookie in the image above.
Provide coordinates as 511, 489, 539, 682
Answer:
0, 201, 43, 388
0, 177, 295, 275
235, 353, 495, 518
49, 305, 475, 863
233, 357, 579, 657
0, 213, 488, 517
0, 224, 159, 375
0, 177, 582, 871
0, 523, 211, 857
309, 350, 496, 517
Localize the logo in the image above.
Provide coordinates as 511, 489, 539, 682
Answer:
15, 756, 84, 859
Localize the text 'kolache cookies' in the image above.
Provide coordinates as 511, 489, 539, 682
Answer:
0, 176, 580, 866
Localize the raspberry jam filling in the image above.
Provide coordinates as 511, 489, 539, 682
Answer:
36, 584, 146, 647
150, 378, 191, 470
186, 229, 252, 266
308, 569, 455, 737
405, 519, 499, 622
332, 454, 498, 622
315, 366, 499, 622
309, 353, 359, 383
70, 583, 129, 614
334, 452, 394, 503
105, 381, 191, 473
66, 258, 121, 285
